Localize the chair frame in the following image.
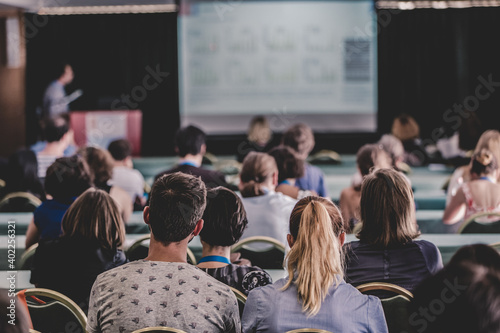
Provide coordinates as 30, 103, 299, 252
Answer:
132, 327, 188, 333
19, 243, 39, 270
286, 329, 333, 333
0, 191, 42, 209
126, 235, 197, 264
231, 236, 286, 253
18, 288, 87, 331
356, 282, 414, 301
457, 212, 500, 234
230, 286, 247, 304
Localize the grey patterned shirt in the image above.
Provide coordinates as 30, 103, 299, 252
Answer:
87, 260, 241, 333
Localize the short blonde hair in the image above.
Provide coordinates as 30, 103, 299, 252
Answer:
283, 196, 344, 317
247, 116, 271, 144
358, 168, 419, 247
392, 114, 420, 141
62, 188, 125, 251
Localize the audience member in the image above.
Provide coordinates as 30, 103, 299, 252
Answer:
447, 244, 500, 273
155, 125, 230, 188
1, 149, 45, 201
344, 168, 443, 296
35, 116, 73, 179
87, 172, 240, 333
197, 187, 272, 295
282, 123, 328, 197
340, 144, 391, 230
237, 115, 274, 162
242, 196, 388, 332
410, 263, 500, 333
108, 139, 146, 208
443, 149, 500, 224
391, 114, 429, 166
268, 145, 316, 199
447, 129, 500, 203
378, 134, 407, 172
25, 156, 93, 248
30, 188, 127, 313
238, 152, 297, 246
79, 146, 132, 222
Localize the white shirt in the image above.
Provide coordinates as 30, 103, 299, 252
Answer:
240, 190, 297, 246
111, 166, 145, 203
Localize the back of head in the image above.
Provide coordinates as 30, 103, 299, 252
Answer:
248, 116, 271, 144
283, 196, 344, 317
5, 149, 42, 194
45, 155, 93, 203
239, 152, 277, 198
43, 116, 69, 143
175, 125, 206, 157
268, 145, 305, 183
470, 149, 498, 176
475, 130, 500, 174
62, 188, 125, 252
79, 146, 114, 187
108, 139, 132, 161
281, 123, 315, 160
200, 187, 248, 247
358, 168, 419, 247
448, 244, 500, 275
391, 114, 420, 142
356, 143, 392, 177
149, 172, 207, 245
411, 263, 500, 333
378, 134, 404, 167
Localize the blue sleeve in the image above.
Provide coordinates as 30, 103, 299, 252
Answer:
318, 170, 328, 198
242, 288, 263, 333
419, 241, 444, 275
368, 296, 389, 333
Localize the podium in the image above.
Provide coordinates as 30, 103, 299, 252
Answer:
69, 110, 142, 156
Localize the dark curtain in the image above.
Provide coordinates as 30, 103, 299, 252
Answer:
25, 13, 179, 156
25, 7, 500, 155
378, 7, 500, 142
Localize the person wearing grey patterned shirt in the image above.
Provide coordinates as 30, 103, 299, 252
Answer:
87, 172, 241, 333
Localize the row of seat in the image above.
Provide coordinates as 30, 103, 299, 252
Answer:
17, 281, 416, 333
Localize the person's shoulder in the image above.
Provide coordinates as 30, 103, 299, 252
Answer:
412, 239, 439, 250
305, 163, 325, 176
272, 191, 297, 204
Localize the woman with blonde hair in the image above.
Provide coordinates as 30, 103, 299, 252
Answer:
242, 196, 388, 332
344, 168, 442, 296
237, 115, 274, 162
443, 149, 500, 224
238, 152, 296, 245
447, 130, 500, 203
30, 188, 127, 312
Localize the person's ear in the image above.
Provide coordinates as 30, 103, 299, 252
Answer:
287, 234, 295, 248
193, 219, 204, 236
339, 232, 346, 247
143, 206, 151, 225
200, 144, 207, 155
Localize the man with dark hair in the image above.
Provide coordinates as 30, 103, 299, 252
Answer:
88, 172, 241, 333
25, 155, 93, 248
155, 125, 230, 188
42, 63, 82, 118
35, 116, 74, 179
197, 187, 272, 296
282, 123, 328, 197
108, 139, 146, 207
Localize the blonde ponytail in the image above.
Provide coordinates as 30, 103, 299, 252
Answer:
283, 197, 344, 317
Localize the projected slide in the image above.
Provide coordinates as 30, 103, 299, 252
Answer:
178, 0, 377, 133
